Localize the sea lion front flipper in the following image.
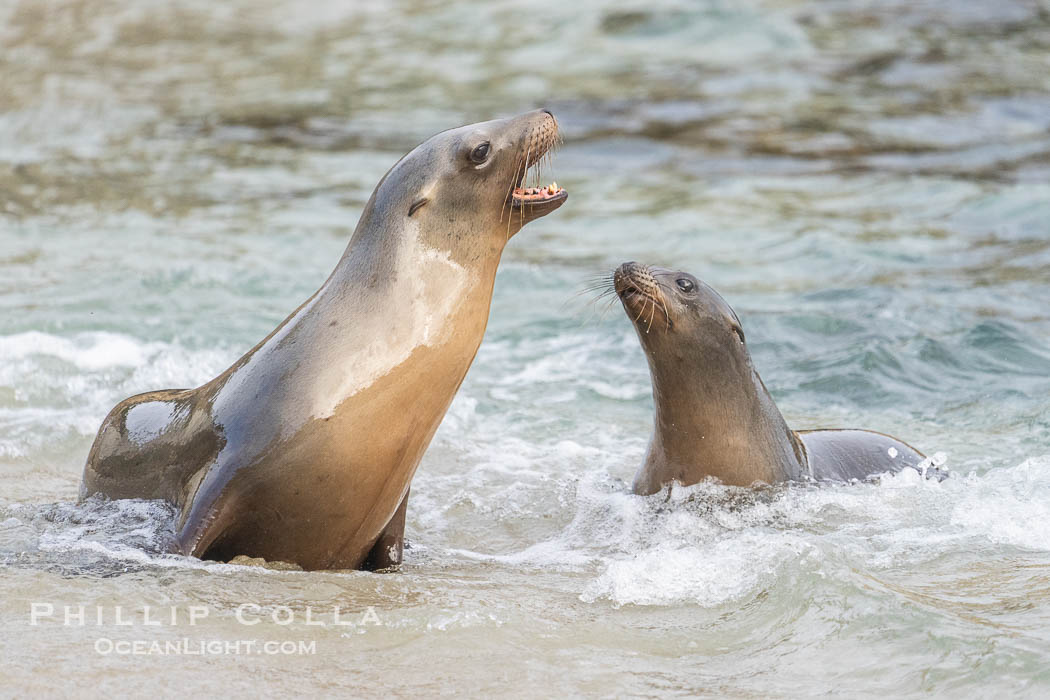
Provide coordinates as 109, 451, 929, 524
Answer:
362, 488, 409, 571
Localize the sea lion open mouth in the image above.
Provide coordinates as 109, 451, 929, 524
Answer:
510, 181, 568, 208
506, 111, 567, 218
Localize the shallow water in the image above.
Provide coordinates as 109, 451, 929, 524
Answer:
3, 0, 1050, 696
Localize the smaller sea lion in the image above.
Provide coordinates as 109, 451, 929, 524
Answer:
610, 262, 927, 494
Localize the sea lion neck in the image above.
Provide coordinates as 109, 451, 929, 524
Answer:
331, 195, 504, 287
638, 344, 806, 490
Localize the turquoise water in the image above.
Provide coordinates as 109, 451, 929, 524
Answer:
2, 0, 1050, 696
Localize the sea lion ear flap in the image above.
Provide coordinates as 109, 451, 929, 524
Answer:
408, 197, 429, 217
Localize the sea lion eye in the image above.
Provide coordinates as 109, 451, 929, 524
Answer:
676, 278, 695, 293
470, 142, 491, 164
732, 326, 746, 344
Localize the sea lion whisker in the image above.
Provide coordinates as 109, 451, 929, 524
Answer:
640, 294, 654, 333
584, 290, 620, 308
501, 164, 515, 225
648, 279, 674, 331
504, 154, 525, 240
653, 278, 675, 297
580, 273, 615, 288
500, 158, 519, 224
569, 282, 617, 325
519, 143, 533, 228
632, 294, 651, 325
572, 296, 605, 327
596, 294, 623, 322
583, 297, 619, 327
575, 281, 617, 296
652, 281, 673, 331
593, 287, 625, 318
659, 296, 671, 331
568, 286, 620, 329
574, 290, 614, 305
563, 284, 615, 307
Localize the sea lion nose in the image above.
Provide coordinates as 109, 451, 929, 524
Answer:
535, 108, 557, 127
614, 261, 640, 293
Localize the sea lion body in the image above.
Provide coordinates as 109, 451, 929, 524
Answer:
81, 110, 567, 570
797, 429, 924, 482
612, 262, 925, 494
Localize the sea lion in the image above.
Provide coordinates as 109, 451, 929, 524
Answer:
610, 262, 926, 494
79, 110, 568, 570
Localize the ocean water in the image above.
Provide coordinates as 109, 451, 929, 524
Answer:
3, 0, 1050, 696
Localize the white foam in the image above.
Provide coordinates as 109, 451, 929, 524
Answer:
0, 331, 232, 456
586, 380, 649, 400
581, 534, 818, 607
949, 456, 1050, 550
20, 498, 297, 574
436, 456, 1050, 608
0, 331, 149, 370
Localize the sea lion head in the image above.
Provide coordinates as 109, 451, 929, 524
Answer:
613, 261, 747, 363
361, 109, 567, 250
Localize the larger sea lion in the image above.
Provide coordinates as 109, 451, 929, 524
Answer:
610, 262, 927, 494
80, 110, 567, 570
